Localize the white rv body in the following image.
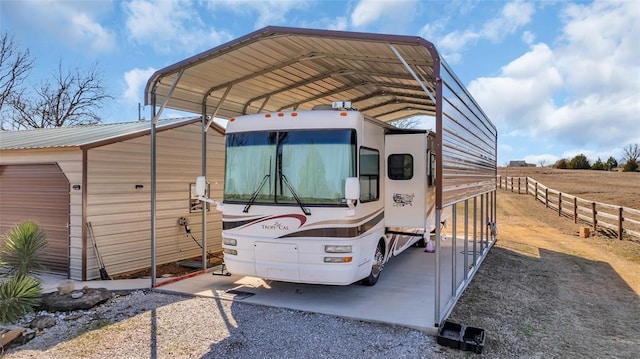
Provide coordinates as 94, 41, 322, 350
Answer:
217, 107, 440, 285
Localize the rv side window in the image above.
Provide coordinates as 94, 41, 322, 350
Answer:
428, 152, 436, 186
359, 147, 379, 202
387, 154, 413, 180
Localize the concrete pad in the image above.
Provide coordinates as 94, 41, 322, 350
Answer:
158, 246, 440, 332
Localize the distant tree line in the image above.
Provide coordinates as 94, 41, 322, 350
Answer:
553, 144, 639, 172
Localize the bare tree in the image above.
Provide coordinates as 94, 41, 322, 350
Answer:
8, 62, 113, 129
621, 143, 640, 162
538, 159, 548, 167
390, 118, 420, 129
0, 32, 34, 117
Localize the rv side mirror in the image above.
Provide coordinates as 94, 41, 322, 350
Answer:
345, 177, 359, 201
195, 176, 207, 196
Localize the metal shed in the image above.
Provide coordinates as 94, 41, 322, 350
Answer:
145, 26, 497, 327
0, 118, 225, 280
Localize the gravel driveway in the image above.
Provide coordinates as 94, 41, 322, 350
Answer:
6, 290, 446, 359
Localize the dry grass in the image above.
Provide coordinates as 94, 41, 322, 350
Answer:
446, 190, 640, 358
498, 167, 640, 209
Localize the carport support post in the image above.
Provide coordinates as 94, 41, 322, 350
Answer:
201, 115, 208, 270
473, 197, 477, 265
150, 103, 157, 287
464, 200, 469, 279
451, 203, 457, 297
434, 209, 442, 327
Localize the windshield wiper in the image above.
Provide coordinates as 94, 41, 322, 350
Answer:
280, 174, 311, 216
243, 174, 270, 213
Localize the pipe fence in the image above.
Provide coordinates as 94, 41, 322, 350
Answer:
497, 176, 640, 241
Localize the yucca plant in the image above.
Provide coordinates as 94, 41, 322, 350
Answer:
0, 221, 47, 323
0, 220, 48, 276
0, 275, 42, 323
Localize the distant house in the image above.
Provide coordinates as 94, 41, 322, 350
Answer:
508, 160, 535, 167
0, 118, 225, 280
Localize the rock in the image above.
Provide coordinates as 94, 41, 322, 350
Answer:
63, 313, 83, 321
57, 280, 75, 295
82, 285, 90, 291
0, 327, 24, 347
41, 288, 112, 312
29, 316, 57, 330
71, 291, 84, 299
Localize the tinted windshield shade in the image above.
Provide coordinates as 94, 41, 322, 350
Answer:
224, 129, 356, 205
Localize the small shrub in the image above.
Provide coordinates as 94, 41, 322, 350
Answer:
0, 221, 47, 323
554, 158, 568, 169
568, 154, 590, 169
622, 159, 638, 172
605, 156, 618, 171
0, 275, 42, 323
591, 158, 605, 171
1, 220, 48, 276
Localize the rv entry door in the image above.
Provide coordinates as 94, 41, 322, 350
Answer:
384, 133, 428, 228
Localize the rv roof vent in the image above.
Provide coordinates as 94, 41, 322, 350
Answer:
312, 104, 333, 110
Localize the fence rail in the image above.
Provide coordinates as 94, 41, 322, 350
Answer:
497, 176, 640, 240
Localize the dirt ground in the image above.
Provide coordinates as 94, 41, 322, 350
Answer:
446, 190, 640, 358
498, 167, 640, 209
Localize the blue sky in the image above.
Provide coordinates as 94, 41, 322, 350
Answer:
2, 0, 639, 165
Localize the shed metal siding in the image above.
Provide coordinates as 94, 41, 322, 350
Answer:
85, 122, 224, 278
0, 164, 70, 274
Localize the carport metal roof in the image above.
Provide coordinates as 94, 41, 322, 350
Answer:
145, 26, 440, 122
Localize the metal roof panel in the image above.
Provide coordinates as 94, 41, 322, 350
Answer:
0, 117, 208, 150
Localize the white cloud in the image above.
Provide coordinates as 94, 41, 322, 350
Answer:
469, 43, 562, 133
4, 0, 116, 54
438, 0, 534, 60
326, 17, 349, 31
124, 0, 232, 53
213, 0, 309, 29
122, 67, 156, 105
472, 0, 640, 156
351, 0, 418, 30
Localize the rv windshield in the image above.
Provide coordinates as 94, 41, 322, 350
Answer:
224, 129, 356, 206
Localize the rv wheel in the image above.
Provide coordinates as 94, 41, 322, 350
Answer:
415, 237, 426, 248
361, 241, 385, 286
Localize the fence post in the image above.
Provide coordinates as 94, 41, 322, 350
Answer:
618, 207, 623, 240
545, 188, 549, 208
591, 202, 597, 232
573, 197, 578, 224
525, 177, 529, 195
535, 182, 538, 202
510, 177, 513, 192
558, 192, 562, 216
518, 178, 521, 194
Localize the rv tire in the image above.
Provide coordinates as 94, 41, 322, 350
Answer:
415, 237, 426, 248
361, 240, 385, 286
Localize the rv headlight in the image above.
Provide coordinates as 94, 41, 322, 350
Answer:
224, 248, 237, 255
324, 257, 353, 263
223, 237, 237, 246
324, 245, 352, 253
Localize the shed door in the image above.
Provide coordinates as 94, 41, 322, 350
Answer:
0, 164, 70, 275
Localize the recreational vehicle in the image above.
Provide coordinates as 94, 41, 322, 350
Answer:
198, 102, 441, 286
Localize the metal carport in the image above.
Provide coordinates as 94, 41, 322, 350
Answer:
145, 26, 497, 327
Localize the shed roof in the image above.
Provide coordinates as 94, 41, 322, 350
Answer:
145, 26, 440, 122
0, 117, 222, 150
